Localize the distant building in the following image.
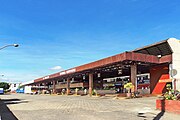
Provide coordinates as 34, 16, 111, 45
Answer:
9, 83, 21, 92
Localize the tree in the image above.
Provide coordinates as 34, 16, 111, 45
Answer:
0, 82, 10, 90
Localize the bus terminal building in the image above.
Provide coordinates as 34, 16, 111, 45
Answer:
25, 38, 180, 95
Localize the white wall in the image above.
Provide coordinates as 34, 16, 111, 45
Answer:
168, 38, 180, 90
24, 86, 32, 94
9, 83, 20, 92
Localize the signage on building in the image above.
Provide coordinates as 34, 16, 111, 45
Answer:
60, 71, 66, 75
43, 76, 49, 80
159, 79, 172, 83
59, 68, 76, 76
66, 68, 76, 74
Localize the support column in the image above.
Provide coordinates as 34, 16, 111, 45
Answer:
89, 73, 93, 96
130, 64, 137, 92
174, 79, 176, 91
38, 84, 41, 94
66, 78, 70, 95
52, 80, 56, 94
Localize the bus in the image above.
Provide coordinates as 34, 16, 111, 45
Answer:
0, 88, 4, 94
103, 73, 150, 94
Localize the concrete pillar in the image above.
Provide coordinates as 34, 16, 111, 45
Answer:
130, 64, 137, 92
174, 79, 176, 91
66, 78, 70, 95
38, 84, 41, 93
89, 73, 93, 96
52, 80, 56, 94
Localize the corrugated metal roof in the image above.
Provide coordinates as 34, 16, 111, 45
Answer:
133, 39, 172, 56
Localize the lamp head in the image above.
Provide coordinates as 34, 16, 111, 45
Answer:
13, 44, 19, 47
157, 55, 162, 58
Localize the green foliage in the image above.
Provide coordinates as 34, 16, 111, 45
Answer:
164, 90, 177, 100
92, 89, 97, 95
163, 84, 179, 100
166, 84, 171, 91
124, 82, 134, 93
124, 82, 134, 89
166, 84, 171, 88
0, 82, 10, 90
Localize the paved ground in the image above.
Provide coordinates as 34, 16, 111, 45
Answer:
0, 94, 180, 120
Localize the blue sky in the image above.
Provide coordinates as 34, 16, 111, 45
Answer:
0, 0, 180, 83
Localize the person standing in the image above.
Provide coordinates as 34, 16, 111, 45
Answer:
84, 88, 87, 95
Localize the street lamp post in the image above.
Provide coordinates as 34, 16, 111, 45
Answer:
0, 44, 19, 83
0, 44, 19, 50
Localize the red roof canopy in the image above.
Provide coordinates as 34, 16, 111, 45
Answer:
34, 51, 172, 83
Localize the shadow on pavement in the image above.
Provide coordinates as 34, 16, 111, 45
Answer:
1, 99, 23, 102
137, 113, 147, 118
2, 98, 28, 105
138, 100, 165, 120
153, 111, 165, 120
0, 98, 28, 120
153, 99, 165, 120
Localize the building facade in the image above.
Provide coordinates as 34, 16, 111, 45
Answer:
24, 38, 180, 95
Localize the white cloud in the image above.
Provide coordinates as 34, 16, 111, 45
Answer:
50, 66, 62, 70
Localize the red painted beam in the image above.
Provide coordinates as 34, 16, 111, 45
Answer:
159, 54, 172, 63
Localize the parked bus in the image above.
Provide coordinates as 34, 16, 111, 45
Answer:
103, 73, 150, 94
0, 88, 4, 94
